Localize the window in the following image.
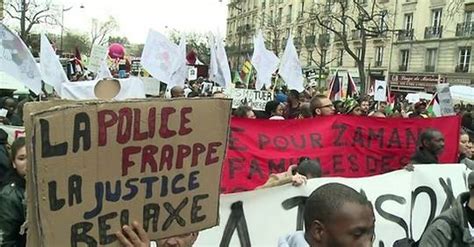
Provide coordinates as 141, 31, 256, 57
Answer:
288, 5, 292, 23
458, 47, 471, 72
400, 50, 410, 71
278, 7, 283, 23
404, 13, 413, 31
300, 0, 305, 17
310, 23, 316, 35
337, 49, 344, 66
425, 48, 437, 72
270, 10, 273, 22
262, 0, 266, 9
375, 47, 384, 67
432, 9, 442, 29
465, 11, 473, 23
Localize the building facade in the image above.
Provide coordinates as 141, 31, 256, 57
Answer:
226, 0, 474, 92
389, 0, 474, 93
0, 0, 4, 20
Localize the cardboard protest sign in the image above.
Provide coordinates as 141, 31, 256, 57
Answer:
88, 45, 109, 73
197, 165, 469, 246
224, 88, 274, 111
437, 84, 455, 116
26, 98, 232, 246
221, 115, 460, 193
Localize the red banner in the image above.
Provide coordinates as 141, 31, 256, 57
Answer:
221, 116, 460, 193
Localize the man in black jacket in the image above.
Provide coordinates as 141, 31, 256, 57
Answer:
405, 128, 445, 170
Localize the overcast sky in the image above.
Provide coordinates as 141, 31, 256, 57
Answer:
46, 0, 229, 43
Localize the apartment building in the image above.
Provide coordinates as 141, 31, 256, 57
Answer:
389, 0, 474, 93
226, 0, 323, 77
226, 0, 473, 92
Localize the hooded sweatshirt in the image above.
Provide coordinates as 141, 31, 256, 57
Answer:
278, 231, 309, 247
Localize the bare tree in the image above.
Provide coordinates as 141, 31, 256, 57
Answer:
90, 16, 118, 48
4, 0, 57, 44
309, 0, 390, 93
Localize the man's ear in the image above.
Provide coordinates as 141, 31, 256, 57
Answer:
309, 220, 325, 243
315, 108, 321, 116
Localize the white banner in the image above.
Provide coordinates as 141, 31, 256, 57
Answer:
0, 23, 42, 94
88, 45, 109, 73
40, 34, 69, 96
0, 124, 25, 144
140, 76, 161, 96
61, 77, 146, 100
224, 88, 274, 111
196, 165, 469, 246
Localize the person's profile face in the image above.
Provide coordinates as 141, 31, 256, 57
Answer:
315, 98, 335, 116
427, 131, 445, 155
321, 202, 375, 247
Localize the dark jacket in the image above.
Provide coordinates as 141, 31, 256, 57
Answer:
0, 145, 12, 182
0, 172, 26, 247
419, 192, 474, 246
410, 147, 439, 164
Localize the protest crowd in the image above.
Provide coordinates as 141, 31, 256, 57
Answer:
1, 22, 474, 247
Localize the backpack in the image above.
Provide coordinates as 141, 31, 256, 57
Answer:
393, 215, 463, 247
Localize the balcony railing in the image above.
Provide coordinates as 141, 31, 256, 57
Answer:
318, 33, 330, 47
397, 29, 414, 41
236, 24, 251, 33
305, 35, 316, 48
425, 65, 435, 72
455, 64, 470, 73
456, 22, 474, 37
399, 65, 408, 71
374, 61, 383, 67
424, 26, 443, 39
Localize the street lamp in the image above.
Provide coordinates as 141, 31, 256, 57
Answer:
60, 4, 85, 52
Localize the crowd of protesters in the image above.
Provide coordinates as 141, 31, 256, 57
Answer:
2, 76, 474, 246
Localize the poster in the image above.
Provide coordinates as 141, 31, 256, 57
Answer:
0, 124, 25, 144
221, 116, 460, 193
25, 98, 232, 246
197, 165, 469, 246
88, 45, 109, 73
374, 80, 387, 102
224, 88, 274, 111
188, 66, 198, 81
437, 84, 455, 116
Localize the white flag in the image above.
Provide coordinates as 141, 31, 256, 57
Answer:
215, 34, 231, 88
169, 35, 187, 88
40, 33, 69, 96
278, 34, 304, 92
96, 61, 112, 79
0, 23, 42, 94
251, 31, 280, 90
208, 35, 219, 83
141, 29, 180, 85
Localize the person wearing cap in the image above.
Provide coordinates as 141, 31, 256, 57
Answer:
342, 99, 363, 116
419, 171, 474, 246
409, 101, 428, 118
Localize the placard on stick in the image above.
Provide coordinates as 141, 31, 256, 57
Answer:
26, 98, 232, 246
